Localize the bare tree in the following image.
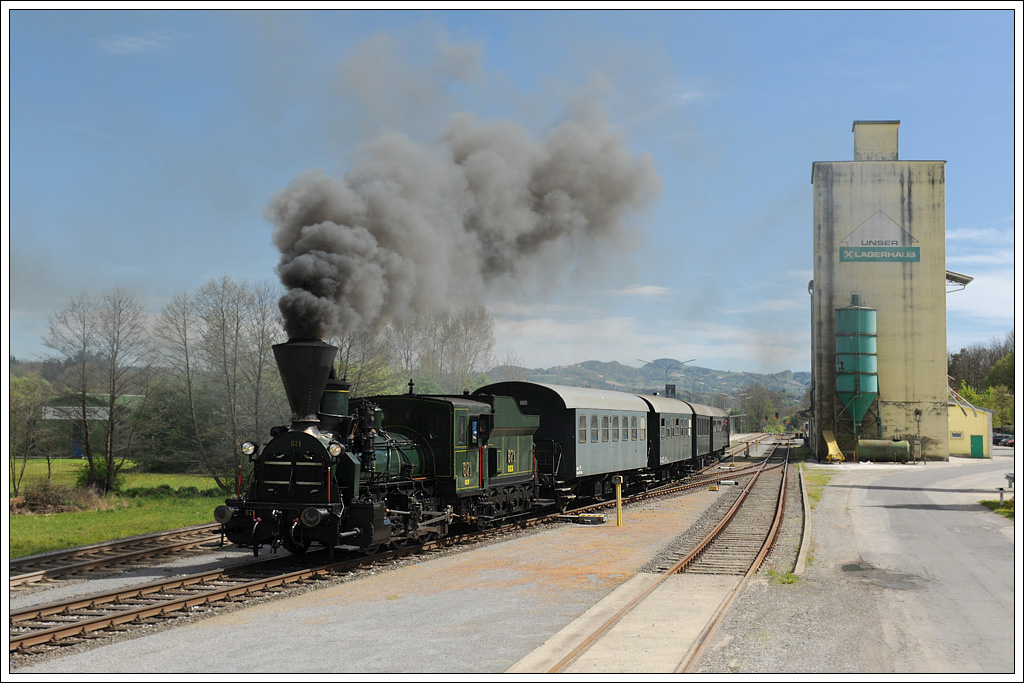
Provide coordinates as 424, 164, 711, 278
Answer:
417, 305, 496, 393
43, 291, 100, 477
331, 327, 401, 397
387, 317, 424, 377
9, 373, 53, 496
948, 331, 1015, 391
197, 277, 251, 483
155, 278, 290, 491
154, 289, 225, 487
43, 288, 151, 493
496, 346, 529, 381
93, 287, 152, 492
241, 280, 287, 439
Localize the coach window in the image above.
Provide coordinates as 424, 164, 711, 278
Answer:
578, 415, 587, 443
602, 415, 610, 442
660, 418, 666, 438
612, 416, 619, 442
591, 415, 599, 443
629, 416, 637, 441
640, 417, 647, 441
622, 416, 629, 441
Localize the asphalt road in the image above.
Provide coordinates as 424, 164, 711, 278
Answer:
695, 445, 1018, 674
837, 448, 1017, 671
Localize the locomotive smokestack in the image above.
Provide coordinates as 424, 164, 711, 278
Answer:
273, 339, 339, 428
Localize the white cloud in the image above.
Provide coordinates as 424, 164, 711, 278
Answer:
615, 284, 672, 298
723, 299, 806, 314
97, 32, 176, 55
493, 311, 809, 374
945, 268, 1016, 320
945, 250, 1016, 266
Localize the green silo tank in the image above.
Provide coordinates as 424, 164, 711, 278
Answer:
835, 294, 878, 434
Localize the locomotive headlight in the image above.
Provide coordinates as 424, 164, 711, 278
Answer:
240, 442, 257, 458
327, 441, 343, 457
301, 507, 327, 528
214, 505, 235, 525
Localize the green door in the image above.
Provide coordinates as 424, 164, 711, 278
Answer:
970, 435, 984, 458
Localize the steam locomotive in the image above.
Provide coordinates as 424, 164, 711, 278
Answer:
214, 339, 730, 556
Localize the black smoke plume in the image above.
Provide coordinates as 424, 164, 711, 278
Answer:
268, 103, 661, 341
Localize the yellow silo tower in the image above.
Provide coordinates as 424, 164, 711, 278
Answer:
809, 121, 949, 461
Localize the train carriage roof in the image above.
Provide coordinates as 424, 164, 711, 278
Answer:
683, 401, 716, 417
707, 405, 730, 419
681, 402, 729, 419
476, 381, 649, 412
638, 394, 693, 414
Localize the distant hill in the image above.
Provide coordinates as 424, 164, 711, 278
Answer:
485, 358, 810, 404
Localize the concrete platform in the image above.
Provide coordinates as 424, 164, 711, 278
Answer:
509, 572, 741, 673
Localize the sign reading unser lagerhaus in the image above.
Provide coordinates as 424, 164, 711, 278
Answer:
839, 210, 921, 263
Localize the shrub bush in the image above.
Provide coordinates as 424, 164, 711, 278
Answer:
11, 478, 107, 514
75, 460, 126, 494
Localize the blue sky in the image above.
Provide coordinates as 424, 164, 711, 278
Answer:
5, 7, 1020, 374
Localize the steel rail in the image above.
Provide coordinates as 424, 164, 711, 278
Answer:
545, 445, 787, 673
677, 445, 791, 673
10, 533, 224, 588
9, 524, 222, 572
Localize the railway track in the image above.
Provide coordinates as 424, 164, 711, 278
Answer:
10, 554, 333, 656
10, 449, 770, 664
9, 524, 225, 591
544, 442, 793, 673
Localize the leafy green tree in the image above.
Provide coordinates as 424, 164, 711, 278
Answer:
986, 385, 1014, 429
743, 383, 779, 432
957, 381, 1014, 430
948, 331, 1013, 392
984, 353, 1014, 393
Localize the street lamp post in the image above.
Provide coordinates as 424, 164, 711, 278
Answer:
638, 358, 695, 397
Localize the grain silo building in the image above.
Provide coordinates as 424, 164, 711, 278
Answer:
809, 121, 949, 461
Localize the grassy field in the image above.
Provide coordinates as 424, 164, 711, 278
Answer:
10, 458, 219, 495
9, 458, 226, 559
